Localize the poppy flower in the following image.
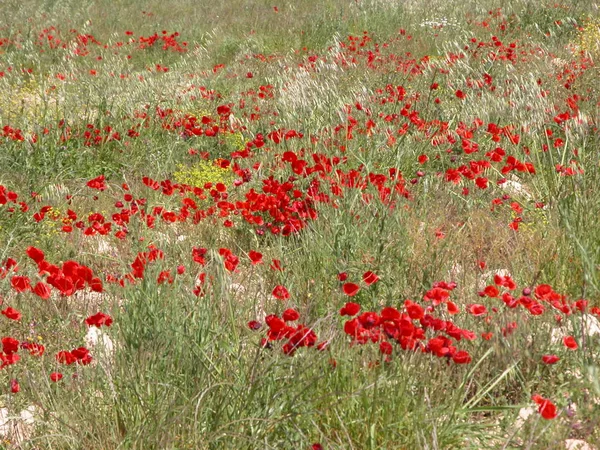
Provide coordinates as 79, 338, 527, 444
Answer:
542, 354, 559, 364
404, 300, 424, 319
2, 337, 19, 354
282, 308, 300, 321
11, 275, 31, 293
423, 287, 449, 305
10, 379, 19, 393
563, 336, 578, 350
317, 341, 329, 351
50, 372, 63, 382
475, 177, 488, 189
483, 285, 499, 298
32, 282, 51, 299
247, 320, 262, 330
362, 271, 380, 286
1, 307, 21, 321
26, 246, 45, 264
21, 342, 44, 356
337, 272, 348, 282
270, 259, 283, 271
56, 351, 77, 365
221, 250, 239, 272
494, 274, 517, 290
532, 394, 558, 420
272, 285, 290, 300
381, 307, 401, 321
446, 301, 459, 315
90, 277, 103, 293
86, 175, 107, 191
358, 312, 380, 329
85, 312, 113, 328
468, 304, 487, 317
248, 250, 263, 265
340, 302, 361, 316
192, 247, 208, 265
452, 350, 472, 364
342, 283, 360, 297
379, 341, 393, 355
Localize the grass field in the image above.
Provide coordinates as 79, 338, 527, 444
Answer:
1, 0, 600, 448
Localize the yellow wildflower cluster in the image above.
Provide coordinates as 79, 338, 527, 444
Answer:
173, 160, 234, 188
518, 207, 550, 235
576, 18, 600, 58
38, 207, 62, 238
0, 77, 53, 124
221, 130, 245, 151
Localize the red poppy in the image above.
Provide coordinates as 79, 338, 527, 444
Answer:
219, 249, 239, 272
33, 282, 51, 299
1, 307, 21, 321
362, 271, 380, 286
483, 285, 499, 298
340, 302, 361, 316
381, 306, 401, 321
2, 337, 19, 354
468, 304, 487, 317
563, 336, 578, 350
247, 320, 262, 330
192, 247, 208, 266
11, 275, 31, 293
423, 287, 449, 305
317, 341, 329, 351
50, 372, 63, 382
337, 272, 348, 281
272, 285, 290, 300
532, 394, 558, 420
21, 342, 44, 356
282, 308, 300, 321
342, 283, 360, 296
85, 312, 113, 328
270, 259, 283, 271
404, 300, 424, 319
56, 351, 77, 365
358, 312, 380, 329
379, 341, 393, 355
475, 177, 488, 189
446, 301, 459, 315
71, 347, 92, 365
86, 175, 107, 191
10, 379, 19, 393
248, 250, 263, 265
452, 350, 472, 364
542, 354, 560, 364
26, 246, 45, 264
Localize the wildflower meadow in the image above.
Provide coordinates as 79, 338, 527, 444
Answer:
1, 0, 600, 448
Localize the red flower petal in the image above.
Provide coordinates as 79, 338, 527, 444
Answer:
342, 283, 360, 297
362, 271, 380, 286
272, 285, 290, 300
339, 302, 361, 316
542, 354, 560, 364
563, 336, 578, 350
